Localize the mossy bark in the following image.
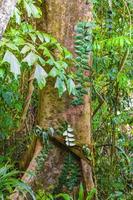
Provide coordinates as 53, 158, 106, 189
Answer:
38, 0, 94, 192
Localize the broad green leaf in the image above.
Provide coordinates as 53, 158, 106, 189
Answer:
34, 64, 48, 89
55, 61, 68, 69
25, 43, 37, 52
3, 50, 21, 77
38, 56, 46, 66
30, 4, 41, 18
43, 33, 51, 43
23, 1, 42, 19
0, 68, 5, 78
43, 47, 54, 61
78, 183, 84, 200
46, 59, 54, 66
58, 61, 68, 69
63, 48, 73, 59
24, 1, 32, 17
6, 43, 19, 51
29, 33, 37, 43
55, 193, 72, 200
86, 188, 97, 200
13, 7, 21, 24
13, 37, 25, 46
55, 77, 66, 97
49, 67, 57, 77
21, 45, 31, 54
37, 32, 44, 42
67, 78, 76, 95
22, 52, 38, 66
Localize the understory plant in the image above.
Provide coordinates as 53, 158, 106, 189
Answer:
36, 184, 96, 200
0, 163, 35, 199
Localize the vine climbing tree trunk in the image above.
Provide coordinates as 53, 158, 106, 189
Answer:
0, 0, 17, 40
37, 0, 94, 192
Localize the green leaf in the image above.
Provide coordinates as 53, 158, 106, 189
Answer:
6, 42, 19, 51
21, 45, 31, 54
63, 48, 73, 59
30, 4, 41, 18
37, 32, 44, 42
78, 183, 84, 200
49, 67, 57, 77
0, 68, 5, 78
55, 61, 68, 69
46, 59, 54, 66
43, 33, 51, 43
55, 193, 72, 200
35, 64, 48, 89
75, 26, 84, 33
38, 56, 46, 66
3, 50, 21, 78
2, 91, 13, 106
43, 47, 54, 61
55, 77, 66, 97
24, 1, 32, 17
81, 59, 88, 65
13, 7, 21, 24
22, 52, 38, 66
86, 188, 97, 200
23, 1, 42, 18
13, 37, 25, 46
67, 78, 76, 95
16, 182, 36, 200
29, 33, 37, 43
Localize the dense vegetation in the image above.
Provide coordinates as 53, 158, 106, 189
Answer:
0, 0, 132, 199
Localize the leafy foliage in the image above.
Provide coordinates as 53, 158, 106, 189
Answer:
91, 0, 133, 199
36, 184, 96, 200
54, 153, 81, 193
0, 0, 75, 142
0, 0, 132, 199
71, 22, 93, 106
0, 164, 35, 199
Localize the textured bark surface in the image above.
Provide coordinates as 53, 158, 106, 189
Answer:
38, 0, 93, 146
0, 0, 17, 40
10, 140, 43, 200
37, 0, 94, 192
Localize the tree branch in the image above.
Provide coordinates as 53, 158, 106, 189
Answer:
49, 134, 93, 164
17, 68, 35, 132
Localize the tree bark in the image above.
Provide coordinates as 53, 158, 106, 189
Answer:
38, 0, 94, 192
0, 0, 17, 40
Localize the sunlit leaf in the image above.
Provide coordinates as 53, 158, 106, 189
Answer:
3, 50, 21, 78
13, 7, 21, 24
49, 67, 57, 77
34, 64, 48, 89
22, 51, 38, 66
55, 77, 66, 97
21, 45, 31, 54
66, 78, 76, 95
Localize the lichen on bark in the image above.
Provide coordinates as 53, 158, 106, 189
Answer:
0, 0, 17, 40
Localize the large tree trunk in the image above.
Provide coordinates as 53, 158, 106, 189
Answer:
38, 0, 94, 192
0, 0, 17, 40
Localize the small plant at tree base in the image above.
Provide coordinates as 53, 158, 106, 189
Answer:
0, 164, 35, 199
36, 184, 96, 200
